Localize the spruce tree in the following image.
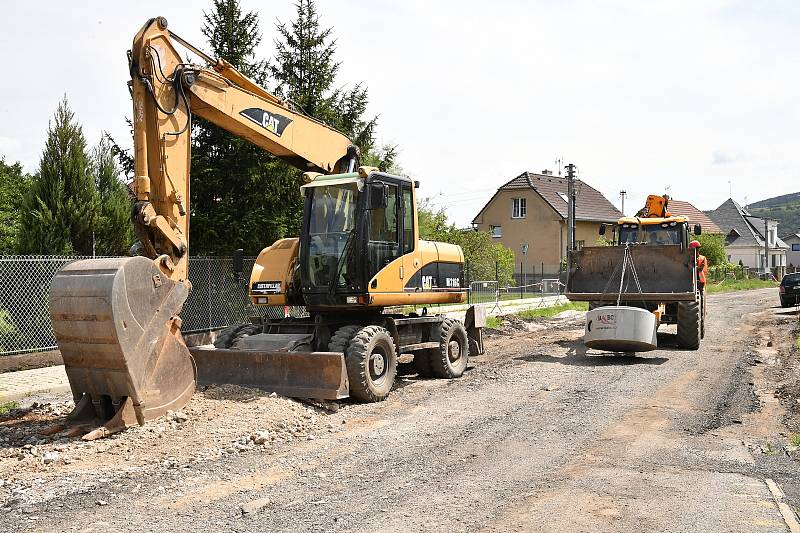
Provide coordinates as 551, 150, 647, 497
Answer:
269, 0, 377, 154
18, 97, 99, 255
190, 0, 302, 255
93, 137, 133, 255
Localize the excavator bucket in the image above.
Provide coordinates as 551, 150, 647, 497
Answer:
48, 257, 196, 440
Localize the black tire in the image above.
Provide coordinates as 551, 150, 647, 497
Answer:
429, 319, 469, 378
700, 292, 706, 339
213, 323, 261, 348
676, 300, 700, 350
588, 301, 603, 311
345, 326, 397, 402
328, 325, 361, 352
780, 297, 789, 308
413, 351, 434, 377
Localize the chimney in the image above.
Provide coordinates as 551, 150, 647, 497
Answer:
541, 169, 553, 176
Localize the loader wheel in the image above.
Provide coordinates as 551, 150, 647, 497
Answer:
328, 325, 361, 352
588, 301, 603, 311
345, 326, 397, 402
676, 301, 700, 350
429, 318, 469, 378
213, 323, 261, 348
700, 292, 706, 339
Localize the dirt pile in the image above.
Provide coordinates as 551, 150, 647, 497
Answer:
0, 384, 350, 510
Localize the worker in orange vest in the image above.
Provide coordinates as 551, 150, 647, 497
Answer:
690, 241, 707, 290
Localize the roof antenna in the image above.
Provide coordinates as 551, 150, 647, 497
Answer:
555, 157, 563, 176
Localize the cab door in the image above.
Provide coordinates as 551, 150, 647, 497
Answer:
399, 182, 420, 289
367, 182, 402, 286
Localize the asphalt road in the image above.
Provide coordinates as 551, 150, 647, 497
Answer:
5, 288, 796, 533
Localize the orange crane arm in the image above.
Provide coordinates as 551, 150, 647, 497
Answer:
129, 17, 358, 282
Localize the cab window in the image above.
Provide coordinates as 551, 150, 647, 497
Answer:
368, 183, 400, 279
402, 185, 414, 254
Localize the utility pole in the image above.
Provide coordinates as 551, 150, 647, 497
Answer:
566, 163, 577, 253
764, 217, 770, 275
620, 190, 627, 216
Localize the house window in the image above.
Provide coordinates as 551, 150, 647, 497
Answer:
490, 225, 502, 238
792, 244, 800, 252
557, 192, 569, 203
772, 254, 777, 267
512, 198, 526, 219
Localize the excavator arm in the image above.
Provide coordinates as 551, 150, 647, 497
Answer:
46, 17, 358, 440
129, 16, 358, 281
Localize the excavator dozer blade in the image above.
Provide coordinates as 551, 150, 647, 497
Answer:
48, 257, 196, 440
188, 346, 349, 400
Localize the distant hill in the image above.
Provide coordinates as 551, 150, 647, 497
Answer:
748, 192, 800, 236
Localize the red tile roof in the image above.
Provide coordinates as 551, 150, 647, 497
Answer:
473, 172, 622, 224
667, 199, 722, 233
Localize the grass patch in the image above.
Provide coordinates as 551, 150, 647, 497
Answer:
485, 316, 502, 329
791, 434, 800, 447
706, 278, 778, 294
517, 301, 589, 319
0, 401, 19, 415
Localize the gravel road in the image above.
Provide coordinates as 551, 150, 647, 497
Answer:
2, 288, 798, 532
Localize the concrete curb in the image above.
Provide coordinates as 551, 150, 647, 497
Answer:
0, 365, 70, 402
766, 478, 800, 533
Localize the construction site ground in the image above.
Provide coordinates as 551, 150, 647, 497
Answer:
2, 288, 800, 532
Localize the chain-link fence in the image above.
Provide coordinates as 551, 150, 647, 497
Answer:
0, 255, 298, 356
463, 261, 566, 304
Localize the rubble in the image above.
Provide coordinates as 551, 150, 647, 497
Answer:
0, 384, 350, 509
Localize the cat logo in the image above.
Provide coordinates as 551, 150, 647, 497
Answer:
239, 108, 293, 137
422, 275, 435, 290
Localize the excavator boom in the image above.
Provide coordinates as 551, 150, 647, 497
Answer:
48, 17, 358, 439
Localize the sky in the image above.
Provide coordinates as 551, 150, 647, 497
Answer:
1, 1, 798, 227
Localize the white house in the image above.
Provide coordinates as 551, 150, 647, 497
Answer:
783, 233, 800, 269
707, 199, 788, 274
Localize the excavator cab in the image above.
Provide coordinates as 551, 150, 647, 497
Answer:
299, 171, 417, 308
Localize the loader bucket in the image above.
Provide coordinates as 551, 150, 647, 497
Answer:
566, 245, 697, 302
48, 257, 196, 440
188, 345, 349, 400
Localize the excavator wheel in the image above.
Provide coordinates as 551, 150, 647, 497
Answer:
344, 325, 397, 402
429, 318, 469, 379
48, 256, 196, 440
413, 351, 434, 378
213, 324, 262, 349
328, 325, 361, 352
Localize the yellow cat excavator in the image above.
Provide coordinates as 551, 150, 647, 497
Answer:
47, 17, 484, 440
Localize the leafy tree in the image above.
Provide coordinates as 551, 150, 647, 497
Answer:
0, 158, 31, 253
93, 137, 133, 255
18, 97, 99, 255
417, 198, 515, 285
695, 233, 727, 266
